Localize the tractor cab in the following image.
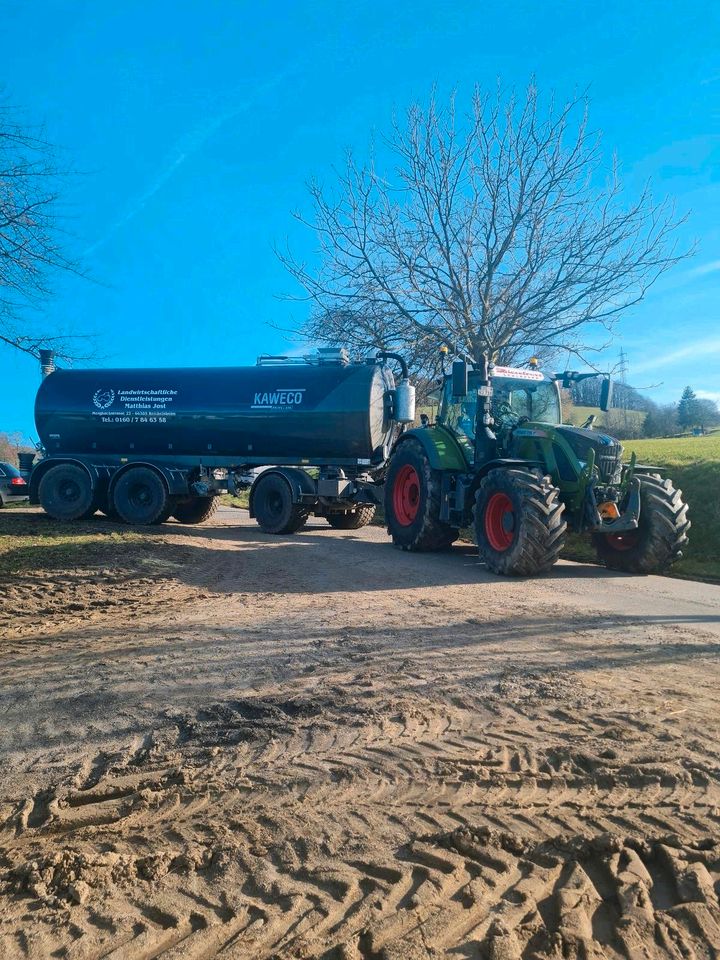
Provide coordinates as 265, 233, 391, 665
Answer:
383, 355, 689, 577
439, 365, 562, 447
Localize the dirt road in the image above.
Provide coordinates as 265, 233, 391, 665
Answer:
1, 506, 720, 959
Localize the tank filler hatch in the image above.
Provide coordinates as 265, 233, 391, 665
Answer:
256, 347, 350, 367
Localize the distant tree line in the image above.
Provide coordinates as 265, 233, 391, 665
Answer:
569, 380, 720, 439
0, 431, 34, 465
571, 377, 652, 412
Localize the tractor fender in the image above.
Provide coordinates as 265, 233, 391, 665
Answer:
473, 458, 545, 480
392, 427, 470, 472
461, 458, 545, 514
248, 467, 317, 518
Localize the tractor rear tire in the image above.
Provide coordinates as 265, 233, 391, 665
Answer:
253, 473, 308, 534
38, 464, 97, 522
173, 497, 218, 525
111, 467, 170, 525
384, 440, 459, 551
592, 473, 690, 573
474, 468, 566, 576
326, 505, 376, 530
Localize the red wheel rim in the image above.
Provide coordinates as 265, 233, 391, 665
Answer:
604, 531, 640, 552
484, 492, 515, 551
393, 464, 421, 526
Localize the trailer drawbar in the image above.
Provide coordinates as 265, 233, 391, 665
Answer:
29, 347, 416, 531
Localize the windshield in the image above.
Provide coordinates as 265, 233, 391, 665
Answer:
492, 376, 561, 425
441, 376, 560, 441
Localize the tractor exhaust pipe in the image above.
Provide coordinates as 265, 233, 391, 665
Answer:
474, 354, 497, 466
39, 349, 55, 379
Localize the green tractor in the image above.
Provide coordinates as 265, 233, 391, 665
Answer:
384, 355, 690, 576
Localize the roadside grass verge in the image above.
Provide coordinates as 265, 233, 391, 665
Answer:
220, 491, 250, 509
0, 510, 151, 576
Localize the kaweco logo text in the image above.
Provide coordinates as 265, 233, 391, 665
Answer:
251, 388, 305, 410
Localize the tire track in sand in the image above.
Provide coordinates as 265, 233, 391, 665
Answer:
2, 675, 720, 958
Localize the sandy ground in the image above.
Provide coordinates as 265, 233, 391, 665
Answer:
1, 506, 720, 959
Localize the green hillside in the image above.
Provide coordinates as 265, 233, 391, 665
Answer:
564, 405, 646, 432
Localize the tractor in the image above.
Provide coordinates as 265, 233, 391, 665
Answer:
383, 354, 690, 576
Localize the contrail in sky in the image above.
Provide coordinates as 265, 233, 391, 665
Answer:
631, 335, 720, 374
84, 70, 292, 257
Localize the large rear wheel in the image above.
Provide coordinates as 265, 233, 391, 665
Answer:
474, 468, 566, 576
326, 505, 376, 530
593, 473, 690, 573
111, 467, 170, 525
384, 440, 458, 551
38, 464, 97, 521
253, 473, 308, 534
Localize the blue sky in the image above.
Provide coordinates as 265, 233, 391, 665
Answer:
2, 0, 720, 438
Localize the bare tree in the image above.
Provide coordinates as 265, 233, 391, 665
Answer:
278, 83, 689, 372
0, 99, 90, 361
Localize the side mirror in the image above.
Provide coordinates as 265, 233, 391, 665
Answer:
452, 359, 468, 398
599, 378, 613, 412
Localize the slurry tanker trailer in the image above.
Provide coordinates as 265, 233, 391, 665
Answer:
29, 347, 689, 576
30, 348, 415, 531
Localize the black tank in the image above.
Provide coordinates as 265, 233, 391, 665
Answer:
35, 361, 395, 462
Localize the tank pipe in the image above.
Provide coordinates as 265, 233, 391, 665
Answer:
375, 351, 409, 381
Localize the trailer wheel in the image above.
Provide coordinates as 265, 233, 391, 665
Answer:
253, 473, 308, 534
592, 473, 690, 574
326, 505, 376, 530
153, 500, 177, 525
173, 497, 218, 524
38, 464, 97, 522
385, 440, 459, 550
474, 468, 566, 576
111, 467, 169, 525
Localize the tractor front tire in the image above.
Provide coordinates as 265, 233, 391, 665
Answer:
384, 440, 459, 551
253, 473, 308, 534
592, 474, 690, 574
326, 505, 376, 530
173, 497, 218, 525
474, 468, 566, 576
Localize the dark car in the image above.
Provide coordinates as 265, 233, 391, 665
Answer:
0, 461, 29, 507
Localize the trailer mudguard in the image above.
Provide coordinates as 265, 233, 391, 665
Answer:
109, 461, 190, 497
395, 427, 470, 472
248, 467, 317, 517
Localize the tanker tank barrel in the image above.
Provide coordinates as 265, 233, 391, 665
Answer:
34, 348, 409, 465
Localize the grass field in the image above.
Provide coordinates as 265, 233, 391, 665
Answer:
0, 512, 147, 575
564, 432, 720, 581
565, 404, 646, 432
624, 433, 719, 581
